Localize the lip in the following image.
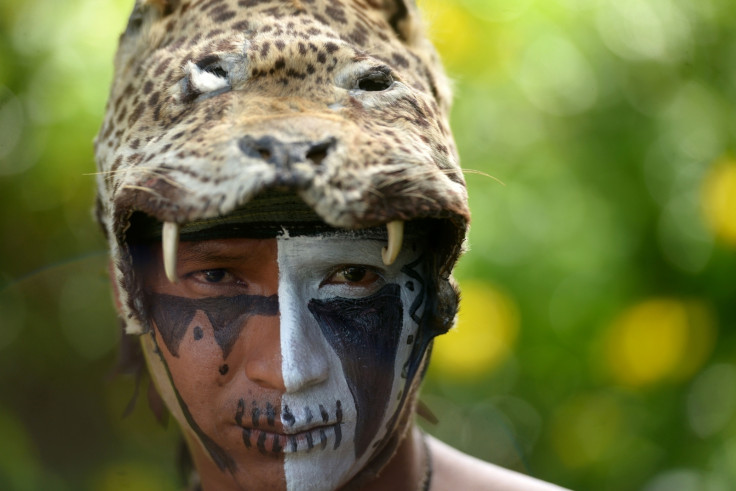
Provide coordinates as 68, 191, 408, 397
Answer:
238, 423, 343, 454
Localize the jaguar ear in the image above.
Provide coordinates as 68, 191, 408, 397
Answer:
378, 0, 453, 112
380, 0, 422, 44
141, 0, 180, 16
122, 0, 180, 40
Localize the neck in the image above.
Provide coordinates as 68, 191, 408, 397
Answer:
342, 425, 425, 491
188, 425, 426, 491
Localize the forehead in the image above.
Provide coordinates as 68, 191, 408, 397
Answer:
173, 229, 390, 263
142, 228, 426, 280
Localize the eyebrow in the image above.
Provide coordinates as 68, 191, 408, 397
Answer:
177, 241, 254, 264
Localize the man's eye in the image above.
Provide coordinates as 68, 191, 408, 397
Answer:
203, 269, 226, 282
341, 266, 367, 283
192, 269, 231, 283
324, 265, 381, 286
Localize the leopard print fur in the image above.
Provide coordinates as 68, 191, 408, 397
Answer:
95, 0, 469, 334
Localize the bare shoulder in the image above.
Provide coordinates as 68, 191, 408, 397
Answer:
426, 434, 571, 491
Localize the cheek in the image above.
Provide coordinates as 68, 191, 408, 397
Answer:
145, 313, 231, 444
161, 312, 224, 391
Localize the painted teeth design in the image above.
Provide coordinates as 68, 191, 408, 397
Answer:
381, 220, 404, 266
236, 401, 344, 454
162, 221, 180, 283
242, 425, 343, 455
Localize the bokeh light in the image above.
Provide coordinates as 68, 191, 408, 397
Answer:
596, 0, 692, 64
431, 280, 519, 378
550, 392, 624, 469
418, 0, 492, 74
686, 363, 736, 439
0, 406, 44, 491
58, 272, 118, 361
0, 277, 26, 351
642, 469, 707, 491
0, 86, 25, 173
701, 158, 736, 246
604, 298, 716, 388
1, 0, 735, 490
517, 33, 598, 116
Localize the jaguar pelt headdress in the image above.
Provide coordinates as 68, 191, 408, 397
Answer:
94, 0, 470, 336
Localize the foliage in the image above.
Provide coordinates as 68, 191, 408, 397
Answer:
1, 0, 735, 489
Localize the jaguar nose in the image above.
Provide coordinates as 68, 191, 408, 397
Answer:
238, 135, 336, 168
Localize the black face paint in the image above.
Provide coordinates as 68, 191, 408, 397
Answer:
272, 434, 283, 454
283, 405, 295, 427
148, 293, 279, 358
235, 398, 245, 426
150, 334, 237, 474
308, 283, 403, 459
379, 256, 446, 452
334, 400, 343, 450
251, 402, 261, 428
242, 428, 252, 449
400, 256, 433, 381
257, 432, 268, 454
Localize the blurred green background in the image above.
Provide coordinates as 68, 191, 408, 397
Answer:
1, 0, 735, 489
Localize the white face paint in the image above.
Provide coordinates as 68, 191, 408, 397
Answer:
139, 230, 427, 491
277, 233, 424, 490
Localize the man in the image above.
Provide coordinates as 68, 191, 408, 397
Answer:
96, 0, 569, 489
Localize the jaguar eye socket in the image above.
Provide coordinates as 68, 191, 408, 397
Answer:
204, 65, 228, 79
356, 69, 394, 92
182, 59, 231, 103
196, 55, 228, 79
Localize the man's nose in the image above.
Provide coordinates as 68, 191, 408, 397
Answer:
242, 314, 287, 391
241, 309, 330, 392
279, 289, 330, 393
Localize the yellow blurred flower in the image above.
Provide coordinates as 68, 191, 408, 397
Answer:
702, 158, 736, 246
604, 298, 715, 388
431, 280, 519, 378
417, 0, 489, 72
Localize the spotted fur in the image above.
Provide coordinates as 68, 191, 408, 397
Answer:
95, 0, 469, 334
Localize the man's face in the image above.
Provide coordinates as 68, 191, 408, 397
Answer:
139, 231, 429, 490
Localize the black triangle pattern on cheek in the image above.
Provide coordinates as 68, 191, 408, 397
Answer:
149, 294, 199, 357
200, 294, 279, 358
149, 293, 279, 358
307, 283, 403, 460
